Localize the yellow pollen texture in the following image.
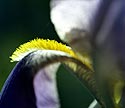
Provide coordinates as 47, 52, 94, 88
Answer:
10, 38, 77, 62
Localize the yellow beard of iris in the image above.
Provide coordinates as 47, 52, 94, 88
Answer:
10, 38, 92, 69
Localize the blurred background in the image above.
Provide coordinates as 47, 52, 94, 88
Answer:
0, 0, 93, 107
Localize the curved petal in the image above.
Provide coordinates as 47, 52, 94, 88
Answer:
1, 49, 92, 108
1, 49, 72, 108
27, 50, 104, 107
0, 38, 103, 108
0, 57, 37, 108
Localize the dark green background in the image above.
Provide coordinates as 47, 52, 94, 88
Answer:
0, 0, 93, 107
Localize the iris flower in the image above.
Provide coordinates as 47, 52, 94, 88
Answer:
0, 0, 124, 108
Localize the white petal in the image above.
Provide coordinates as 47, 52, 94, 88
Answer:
33, 63, 60, 108
50, 0, 101, 41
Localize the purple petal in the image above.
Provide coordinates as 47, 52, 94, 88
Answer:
33, 63, 60, 108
